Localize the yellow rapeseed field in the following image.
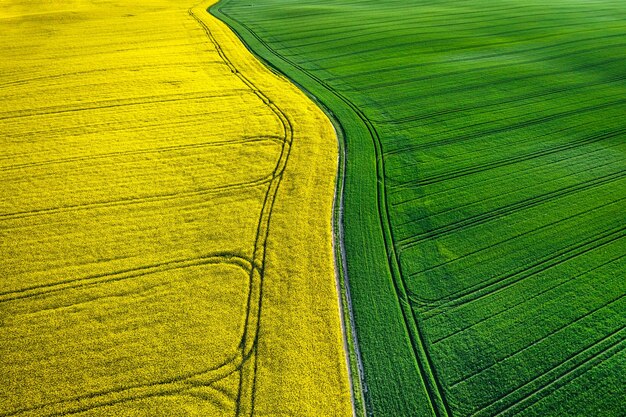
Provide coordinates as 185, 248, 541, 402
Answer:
0, 0, 352, 415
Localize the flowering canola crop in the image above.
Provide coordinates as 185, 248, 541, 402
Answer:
0, 0, 352, 415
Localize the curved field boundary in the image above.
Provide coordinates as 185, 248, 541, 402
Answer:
213, 2, 368, 414
205, 3, 369, 417
209, 1, 449, 416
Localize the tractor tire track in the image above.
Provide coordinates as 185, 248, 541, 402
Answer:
450, 295, 626, 389
398, 169, 625, 250
0, 136, 283, 172
431, 252, 626, 345
0, 253, 255, 304
0, 175, 274, 222
361, 36, 626, 92
0, 91, 243, 121
406, 197, 626, 309
385, 99, 626, 168
0, 351, 245, 417
418, 225, 626, 318
391, 139, 618, 210
188, 3, 295, 416
471, 326, 626, 417
377, 72, 626, 128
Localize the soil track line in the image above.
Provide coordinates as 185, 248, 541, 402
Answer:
189, 3, 294, 415
330, 121, 369, 417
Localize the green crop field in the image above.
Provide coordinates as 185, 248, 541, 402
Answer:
213, 0, 626, 416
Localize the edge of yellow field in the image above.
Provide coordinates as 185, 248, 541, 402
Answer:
190, 1, 354, 415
